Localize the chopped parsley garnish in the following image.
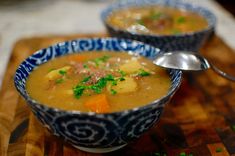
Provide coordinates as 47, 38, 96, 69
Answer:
179, 152, 186, 156
105, 74, 115, 81
82, 76, 92, 83
73, 74, 119, 99
83, 64, 89, 69
119, 77, 125, 81
111, 80, 117, 86
154, 152, 160, 156
172, 29, 182, 35
88, 77, 108, 93
231, 124, 235, 131
59, 70, 67, 76
100, 55, 110, 62
92, 55, 110, 66
48, 68, 55, 72
216, 147, 222, 153
73, 85, 86, 99
154, 152, 167, 156
136, 19, 145, 26
138, 69, 150, 77
177, 16, 186, 24
118, 70, 126, 81
150, 12, 163, 20
118, 70, 126, 77
89, 84, 103, 94
111, 89, 117, 95
55, 78, 64, 84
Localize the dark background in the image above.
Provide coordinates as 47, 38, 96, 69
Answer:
216, 0, 235, 16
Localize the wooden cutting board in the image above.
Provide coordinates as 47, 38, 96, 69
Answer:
1, 34, 235, 156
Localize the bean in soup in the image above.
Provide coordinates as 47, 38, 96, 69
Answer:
26, 52, 171, 113
106, 6, 208, 35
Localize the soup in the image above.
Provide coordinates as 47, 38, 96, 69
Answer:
26, 52, 171, 113
106, 6, 208, 35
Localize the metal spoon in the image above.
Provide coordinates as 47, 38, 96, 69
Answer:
153, 51, 235, 81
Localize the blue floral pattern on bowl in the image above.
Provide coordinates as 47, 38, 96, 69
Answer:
14, 38, 182, 153
101, 0, 216, 52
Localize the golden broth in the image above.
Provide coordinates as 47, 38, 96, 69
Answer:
26, 52, 171, 113
106, 6, 208, 35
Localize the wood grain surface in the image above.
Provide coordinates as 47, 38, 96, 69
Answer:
1, 34, 235, 156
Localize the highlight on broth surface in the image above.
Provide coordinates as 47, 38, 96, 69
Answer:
106, 5, 208, 35
26, 52, 171, 113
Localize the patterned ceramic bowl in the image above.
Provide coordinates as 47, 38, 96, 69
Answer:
101, 0, 216, 52
14, 38, 182, 153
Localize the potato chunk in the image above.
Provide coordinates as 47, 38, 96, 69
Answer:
119, 59, 143, 74
64, 90, 73, 95
45, 66, 71, 81
108, 77, 137, 94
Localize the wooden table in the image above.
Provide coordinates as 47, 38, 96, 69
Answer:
1, 34, 235, 156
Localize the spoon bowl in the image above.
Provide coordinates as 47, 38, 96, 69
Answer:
154, 52, 211, 71
154, 51, 235, 81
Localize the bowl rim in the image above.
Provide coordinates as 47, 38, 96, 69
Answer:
101, 0, 216, 38
14, 37, 182, 116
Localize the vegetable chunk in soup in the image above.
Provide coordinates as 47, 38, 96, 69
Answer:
106, 6, 208, 35
26, 52, 170, 113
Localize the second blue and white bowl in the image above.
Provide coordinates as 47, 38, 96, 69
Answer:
101, 0, 216, 52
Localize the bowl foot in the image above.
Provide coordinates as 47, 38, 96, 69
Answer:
73, 144, 127, 153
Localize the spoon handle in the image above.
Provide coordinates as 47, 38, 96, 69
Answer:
210, 64, 235, 81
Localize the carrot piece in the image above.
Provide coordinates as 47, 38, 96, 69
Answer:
84, 94, 110, 113
69, 55, 86, 62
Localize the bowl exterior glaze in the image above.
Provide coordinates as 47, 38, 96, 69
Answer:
101, 0, 216, 52
14, 38, 182, 149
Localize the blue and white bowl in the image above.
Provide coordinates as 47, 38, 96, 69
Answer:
101, 0, 216, 52
14, 38, 182, 153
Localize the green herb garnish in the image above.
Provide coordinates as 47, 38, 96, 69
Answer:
92, 55, 110, 66
59, 70, 67, 76
87, 75, 114, 93
216, 147, 222, 153
154, 152, 160, 156
136, 19, 145, 26
172, 29, 182, 35
154, 152, 167, 156
73, 74, 121, 98
83, 64, 89, 69
90, 77, 107, 93
100, 55, 110, 62
55, 78, 64, 84
138, 69, 150, 77
105, 74, 115, 81
231, 125, 235, 131
111, 89, 117, 95
177, 16, 186, 24
89, 84, 103, 94
112, 80, 117, 86
118, 70, 126, 77
179, 152, 186, 156
73, 85, 86, 99
149, 11, 163, 20
48, 68, 55, 72
82, 76, 92, 83
118, 70, 126, 81
119, 77, 125, 81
